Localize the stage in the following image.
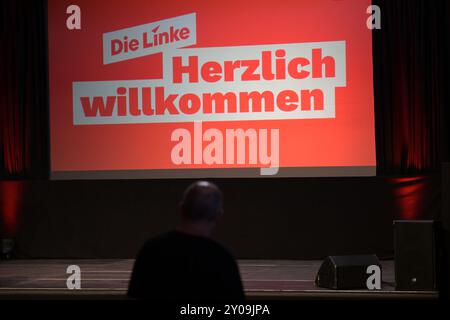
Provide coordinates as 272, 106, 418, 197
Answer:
0, 259, 438, 300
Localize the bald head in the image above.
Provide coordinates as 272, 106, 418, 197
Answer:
180, 181, 223, 222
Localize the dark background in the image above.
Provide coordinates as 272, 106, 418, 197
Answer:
0, 0, 449, 259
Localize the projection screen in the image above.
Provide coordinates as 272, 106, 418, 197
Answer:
48, 0, 376, 179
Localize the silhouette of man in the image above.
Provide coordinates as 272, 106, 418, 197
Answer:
128, 181, 244, 301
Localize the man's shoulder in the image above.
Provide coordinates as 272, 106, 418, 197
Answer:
197, 236, 239, 266
204, 237, 234, 256
140, 231, 236, 262
140, 230, 177, 249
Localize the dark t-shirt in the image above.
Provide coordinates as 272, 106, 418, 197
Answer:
128, 230, 245, 301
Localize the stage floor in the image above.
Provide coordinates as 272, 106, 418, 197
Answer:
0, 259, 438, 299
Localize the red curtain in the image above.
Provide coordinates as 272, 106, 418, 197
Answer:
373, 0, 450, 174
0, 0, 49, 179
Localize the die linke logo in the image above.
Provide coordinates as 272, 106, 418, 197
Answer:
74, 13, 346, 125
103, 13, 196, 64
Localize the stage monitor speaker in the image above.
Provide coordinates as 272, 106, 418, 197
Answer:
315, 255, 381, 289
394, 220, 438, 291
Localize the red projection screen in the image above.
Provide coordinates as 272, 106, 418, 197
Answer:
48, 0, 376, 179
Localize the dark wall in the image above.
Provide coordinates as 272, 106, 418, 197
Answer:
1, 175, 440, 259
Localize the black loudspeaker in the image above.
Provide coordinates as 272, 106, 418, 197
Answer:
441, 163, 450, 299
0, 238, 15, 260
315, 255, 381, 289
394, 220, 438, 291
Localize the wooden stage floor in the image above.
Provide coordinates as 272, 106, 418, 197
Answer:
0, 259, 438, 300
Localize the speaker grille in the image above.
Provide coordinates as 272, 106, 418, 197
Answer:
394, 220, 436, 291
